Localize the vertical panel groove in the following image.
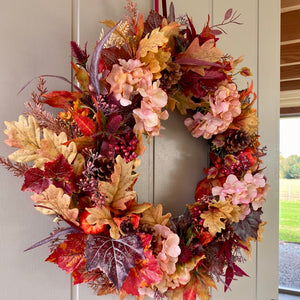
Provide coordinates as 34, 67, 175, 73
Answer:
71, 1, 80, 299
152, 137, 156, 205
255, 1, 260, 298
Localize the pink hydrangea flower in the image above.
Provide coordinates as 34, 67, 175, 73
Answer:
153, 224, 181, 275
107, 59, 169, 136
212, 171, 269, 216
185, 82, 241, 139
106, 59, 152, 106
184, 111, 224, 139
133, 82, 169, 137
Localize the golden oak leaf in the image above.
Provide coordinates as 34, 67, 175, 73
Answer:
135, 130, 146, 156
257, 221, 266, 242
166, 288, 184, 300
72, 153, 85, 175
239, 237, 252, 260
86, 206, 120, 240
161, 21, 181, 54
35, 129, 77, 168
161, 21, 180, 39
129, 202, 152, 215
136, 27, 168, 59
178, 38, 223, 76
168, 90, 201, 115
200, 208, 226, 236
140, 204, 171, 226
31, 184, 79, 226
71, 63, 89, 91
141, 49, 171, 79
195, 270, 217, 299
99, 155, 138, 211
182, 269, 216, 300
4, 115, 41, 163
210, 200, 241, 223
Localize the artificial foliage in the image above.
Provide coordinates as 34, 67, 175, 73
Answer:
1, 1, 269, 299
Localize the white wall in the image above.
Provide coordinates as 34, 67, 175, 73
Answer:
0, 0, 280, 299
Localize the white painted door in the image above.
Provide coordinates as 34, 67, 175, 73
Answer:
0, 1, 279, 299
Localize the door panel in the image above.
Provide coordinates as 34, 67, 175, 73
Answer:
0, 1, 279, 299
0, 1, 72, 299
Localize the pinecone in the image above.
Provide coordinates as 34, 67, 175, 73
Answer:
88, 155, 114, 181
160, 61, 182, 89
224, 130, 251, 153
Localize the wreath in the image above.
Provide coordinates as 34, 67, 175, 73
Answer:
0, 1, 269, 299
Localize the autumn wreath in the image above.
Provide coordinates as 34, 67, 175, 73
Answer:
1, 1, 269, 299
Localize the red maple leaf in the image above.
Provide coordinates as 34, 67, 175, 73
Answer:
46, 233, 87, 274
71, 111, 97, 136
121, 234, 163, 296
42, 90, 79, 109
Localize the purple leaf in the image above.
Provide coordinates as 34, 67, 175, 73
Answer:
24, 227, 79, 252
224, 8, 233, 21
85, 233, 144, 290
21, 168, 50, 194
167, 2, 175, 22
232, 208, 263, 241
90, 23, 120, 95
210, 29, 223, 35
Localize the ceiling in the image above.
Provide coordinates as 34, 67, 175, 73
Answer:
281, 0, 300, 114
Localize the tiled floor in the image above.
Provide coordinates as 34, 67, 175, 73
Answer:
279, 293, 300, 300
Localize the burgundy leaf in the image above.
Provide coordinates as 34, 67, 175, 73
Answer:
224, 8, 233, 21
175, 57, 222, 68
107, 114, 122, 133
101, 46, 131, 70
144, 10, 164, 34
44, 153, 73, 180
52, 181, 74, 195
21, 168, 50, 194
224, 266, 234, 292
85, 233, 144, 290
232, 263, 248, 277
187, 16, 197, 39
232, 209, 263, 241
